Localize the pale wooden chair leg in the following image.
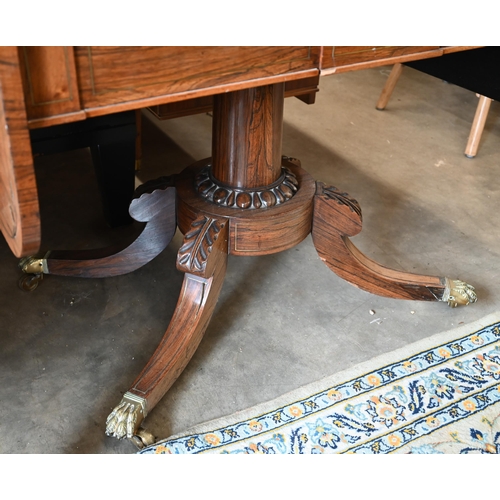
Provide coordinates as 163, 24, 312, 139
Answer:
376, 63, 404, 110
465, 94, 492, 158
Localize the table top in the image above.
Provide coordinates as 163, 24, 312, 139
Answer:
20, 46, 464, 129
0, 46, 478, 258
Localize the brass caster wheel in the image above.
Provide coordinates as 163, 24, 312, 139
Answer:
18, 273, 43, 292
130, 428, 156, 450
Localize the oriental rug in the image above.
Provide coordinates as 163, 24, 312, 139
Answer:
139, 312, 500, 454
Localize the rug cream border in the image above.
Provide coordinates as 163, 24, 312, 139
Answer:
140, 312, 500, 454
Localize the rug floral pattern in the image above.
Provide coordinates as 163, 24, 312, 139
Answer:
140, 319, 500, 454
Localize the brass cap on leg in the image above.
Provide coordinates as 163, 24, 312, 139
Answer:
105, 392, 148, 440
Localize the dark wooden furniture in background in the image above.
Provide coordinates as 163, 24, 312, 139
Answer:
29, 111, 137, 228
0, 46, 478, 447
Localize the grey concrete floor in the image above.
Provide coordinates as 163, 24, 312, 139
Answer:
1, 65, 499, 454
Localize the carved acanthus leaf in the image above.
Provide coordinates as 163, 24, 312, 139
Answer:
177, 216, 224, 274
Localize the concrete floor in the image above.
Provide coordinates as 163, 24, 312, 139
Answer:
1, 65, 499, 454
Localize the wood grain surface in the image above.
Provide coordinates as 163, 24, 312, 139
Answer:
0, 47, 40, 257
320, 46, 445, 75
128, 216, 229, 410
312, 182, 446, 301
18, 47, 83, 123
148, 75, 320, 120
45, 180, 177, 277
73, 46, 321, 117
176, 158, 316, 256
212, 84, 284, 188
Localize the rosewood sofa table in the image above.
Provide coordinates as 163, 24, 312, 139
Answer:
0, 46, 477, 447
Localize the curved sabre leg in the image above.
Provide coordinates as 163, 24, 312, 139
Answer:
18, 177, 177, 285
312, 182, 477, 307
105, 214, 229, 443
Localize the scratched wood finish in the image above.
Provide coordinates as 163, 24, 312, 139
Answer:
212, 84, 284, 188
73, 46, 321, 116
312, 182, 447, 301
0, 47, 40, 258
18, 47, 83, 125
127, 216, 229, 410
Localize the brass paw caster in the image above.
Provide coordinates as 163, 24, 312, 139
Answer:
444, 279, 477, 307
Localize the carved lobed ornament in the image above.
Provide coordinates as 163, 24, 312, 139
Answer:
128, 175, 176, 222
194, 164, 299, 209
132, 175, 175, 199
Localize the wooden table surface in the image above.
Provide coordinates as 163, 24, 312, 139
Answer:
0, 45, 477, 259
